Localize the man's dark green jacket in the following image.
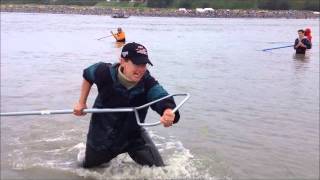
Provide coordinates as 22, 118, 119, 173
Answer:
83, 62, 180, 152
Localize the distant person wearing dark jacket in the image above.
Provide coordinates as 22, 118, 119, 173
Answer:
294, 29, 311, 54
73, 42, 180, 168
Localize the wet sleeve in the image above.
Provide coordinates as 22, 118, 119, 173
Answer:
83, 62, 102, 85
294, 39, 298, 49
145, 75, 180, 123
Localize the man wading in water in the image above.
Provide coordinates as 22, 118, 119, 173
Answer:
111, 27, 126, 42
294, 29, 312, 54
73, 42, 180, 168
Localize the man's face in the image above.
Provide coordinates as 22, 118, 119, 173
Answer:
298, 31, 304, 38
120, 58, 147, 82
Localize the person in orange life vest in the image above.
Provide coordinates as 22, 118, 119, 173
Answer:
294, 29, 311, 54
111, 27, 126, 42
304, 28, 312, 45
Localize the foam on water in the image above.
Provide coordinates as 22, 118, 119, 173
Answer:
7, 130, 217, 180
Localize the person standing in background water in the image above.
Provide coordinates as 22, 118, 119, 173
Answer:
294, 29, 311, 55
111, 27, 126, 42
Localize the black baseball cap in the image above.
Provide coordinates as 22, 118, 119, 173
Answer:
121, 42, 153, 66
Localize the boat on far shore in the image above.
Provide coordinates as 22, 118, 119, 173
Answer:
111, 12, 130, 18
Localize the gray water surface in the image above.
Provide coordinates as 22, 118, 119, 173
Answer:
1, 12, 319, 180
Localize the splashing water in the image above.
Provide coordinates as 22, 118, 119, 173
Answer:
7, 130, 217, 180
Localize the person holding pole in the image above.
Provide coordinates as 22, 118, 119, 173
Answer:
111, 27, 126, 42
73, 42, 180, 168
294, 29, 311, 54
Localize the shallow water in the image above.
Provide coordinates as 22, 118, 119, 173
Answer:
1, 12, 319, 180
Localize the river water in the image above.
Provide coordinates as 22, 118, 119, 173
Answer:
1, 12, 319, 180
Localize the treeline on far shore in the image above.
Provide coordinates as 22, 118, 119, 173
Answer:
1, 0, 319, 11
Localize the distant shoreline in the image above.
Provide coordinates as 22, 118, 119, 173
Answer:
1, 4, 319, 19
